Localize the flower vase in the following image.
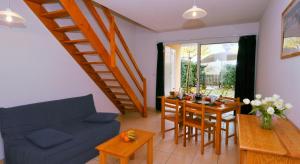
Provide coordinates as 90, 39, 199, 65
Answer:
260, 114, 272, 130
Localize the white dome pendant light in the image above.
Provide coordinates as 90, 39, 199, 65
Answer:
0, 0, 25, 25
183, 0, 207, 19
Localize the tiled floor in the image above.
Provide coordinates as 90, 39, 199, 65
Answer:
86, 109, 239, 164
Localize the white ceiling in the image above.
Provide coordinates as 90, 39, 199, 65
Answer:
94, 0, 270, 32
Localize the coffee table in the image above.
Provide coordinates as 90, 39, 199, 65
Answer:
96, 129, 155, 164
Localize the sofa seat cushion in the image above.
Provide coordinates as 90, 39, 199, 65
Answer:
26, 128, 73, 149
84, 113, 118, 123
4, 120, 120, 164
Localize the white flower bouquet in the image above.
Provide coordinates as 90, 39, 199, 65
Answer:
243, 94, 292, 129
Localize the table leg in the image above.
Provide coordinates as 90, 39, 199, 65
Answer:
215, 113, 222, 155
130, 153, 135, 160
99, 152, 107, 164
147, 138, 153, 164
120, 157, 129, 164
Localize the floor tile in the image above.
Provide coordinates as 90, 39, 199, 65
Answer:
89, 109, 238, 164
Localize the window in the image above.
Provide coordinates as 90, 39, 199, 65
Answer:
164, 42, 238, 98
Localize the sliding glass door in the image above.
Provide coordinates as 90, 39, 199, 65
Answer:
165, 42, 238, 98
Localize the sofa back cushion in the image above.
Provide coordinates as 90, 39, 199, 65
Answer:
0, 94, 96, 139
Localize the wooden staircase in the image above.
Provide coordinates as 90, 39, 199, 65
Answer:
24, 0, 147, 116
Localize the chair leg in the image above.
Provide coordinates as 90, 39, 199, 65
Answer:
234, 120, 237, 144
175, 122, 178, 144
213, 127, 215, 148
184, 126, 187, 147
188, 127, 192, 141
225, 121, 229, 145
208, 127, 211, 141
161, 118, 165, 139
195, 128, 198, 142
201, 128, 204, 154
208, 117, 211, 141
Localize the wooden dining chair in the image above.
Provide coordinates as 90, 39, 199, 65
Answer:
183, 101, 215, 154
161, 96, 182, 144
210, 96, 241, 145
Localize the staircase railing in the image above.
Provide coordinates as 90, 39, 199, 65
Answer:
83, 0, 147, 116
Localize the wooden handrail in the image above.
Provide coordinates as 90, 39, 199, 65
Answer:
116, 51, 143, 94
143, 79, 147, 117
84, 0, 147, 115
102, 7, 145, 81
109, 16, 116, 67
84, 0, 144, 94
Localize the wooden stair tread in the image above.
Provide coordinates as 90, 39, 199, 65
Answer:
117, 98, 131, 101
108, 86, 122, 88
81, 62, 104, 65
63, 39, 88, 44
122, 102, 133, 105
103, 79, 117, 81
43, 9, 69, 18
113, 92, 127, 95
75, 51, 97, 55
95, 71, 111, 74
54, 25, 79, 32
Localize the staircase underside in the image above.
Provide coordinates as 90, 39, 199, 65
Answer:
24, 0, 147, 116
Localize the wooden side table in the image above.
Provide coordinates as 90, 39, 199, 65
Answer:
96, 129, 155, 164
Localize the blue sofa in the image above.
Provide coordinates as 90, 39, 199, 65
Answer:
0, 94, 120, 164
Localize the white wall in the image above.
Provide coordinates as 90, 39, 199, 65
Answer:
133, 26, 158, 108
257, 0, 300, 128
158, 22, 260, 44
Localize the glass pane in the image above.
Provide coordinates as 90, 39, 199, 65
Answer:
180, 43, 198, 93
200, 43, 238, 97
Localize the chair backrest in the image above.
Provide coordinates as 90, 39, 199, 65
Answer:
182, 101, 205, 129
161, 96, 180, 117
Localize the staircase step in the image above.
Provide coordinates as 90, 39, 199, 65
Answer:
75, 51, 97, 55
122, 102, 133, 105
63, 39, 88, 44
81, 62, 104, 65
43, 9, 69, 19
113, 92, 127, 95
108, 86, 122, 89
117, 98, 131, 101
95, 71, 111, 74
54, 25, 79, 32
103, 79, 117, 82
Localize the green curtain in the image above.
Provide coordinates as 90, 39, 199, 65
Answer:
155, 43, 164, 111
235, 35, 256, 114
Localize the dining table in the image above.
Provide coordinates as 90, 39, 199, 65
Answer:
160, 96, 241, 155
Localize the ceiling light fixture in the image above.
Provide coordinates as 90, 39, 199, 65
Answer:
183, 0, 207, 19
0, 0, 25, 25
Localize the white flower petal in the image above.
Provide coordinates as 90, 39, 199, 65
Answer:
267, 107, 275, 115
285, 103, 293, 109
272, 94, 280, 100
255, 94, 262, 99
243, 98, 250, 105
